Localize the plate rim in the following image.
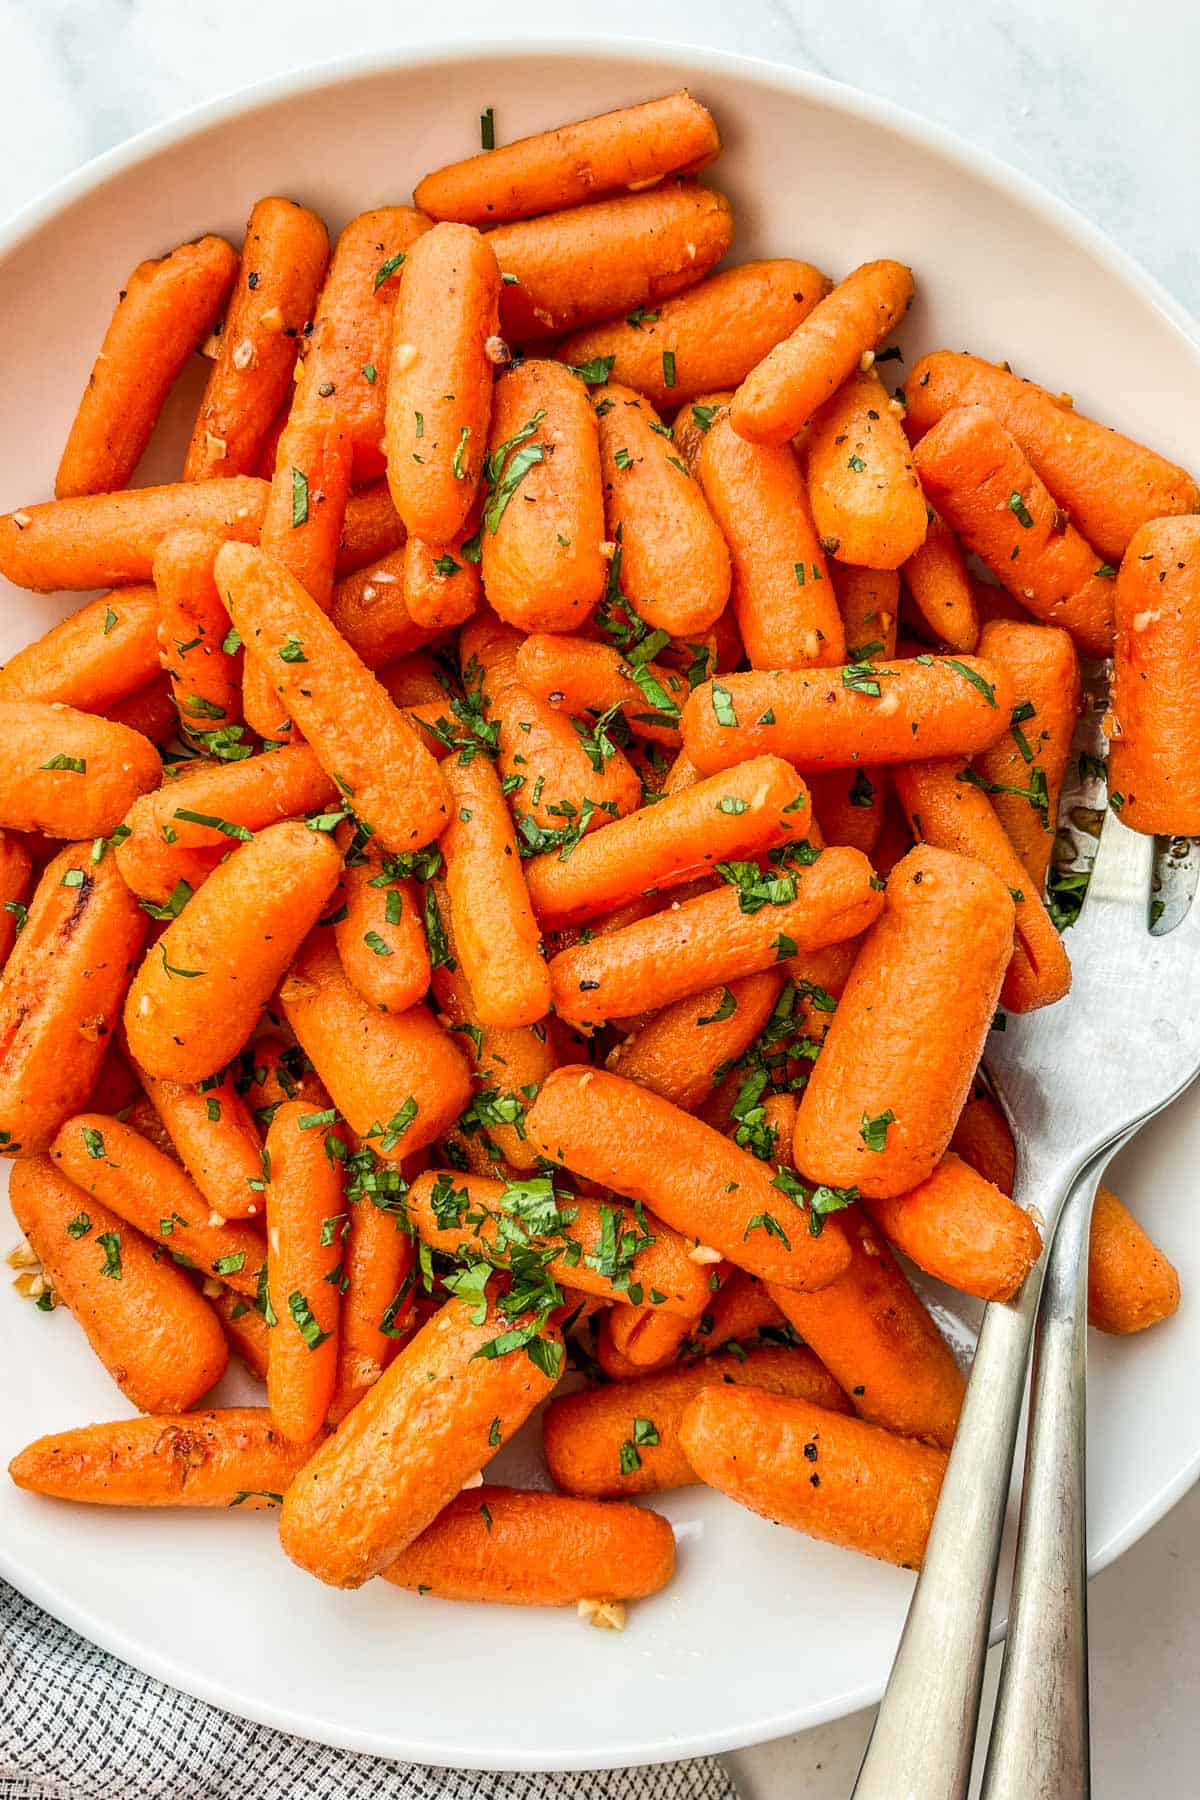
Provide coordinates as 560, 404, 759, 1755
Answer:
1, 34, 1198, 1770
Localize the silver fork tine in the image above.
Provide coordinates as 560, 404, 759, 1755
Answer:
1075, 811, 1154, 921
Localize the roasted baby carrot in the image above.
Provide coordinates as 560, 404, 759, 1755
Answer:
543, 1344, 848, 1499
731, 259, 914, 446
528, 1066, 852, 1291
50, 1114, 266, 1296
329, 547, 435, 668
9, 1410, 319, 1507
185, 198, 329, 481
264, 1101, 343, 1442
0, 586, 160, 710
892, 756, 1071, 1012
279, 926, 471, 1155
0, 847, 146, 1157
491, 182, 733, 341
221, 542, 451, 850
57, 235, 238, 498
296, 207, 432, 483
0, 478, 267, 593
135, 1064, 267, 1221
0, 700, 161, 838
514, 633, 684, 747
1088, 1185, 1181, 1335
680, 654, 1013, 775
972, 618, 1080, 889
864, 1151, 1042, 1302
480, 361, 607, 632
461, 609, 641, 833
902, 512, 979, 652
808, 767, 885, 859
415, 91, 719, 225
559, 260, 831, 409
336, 479, 406, 578
279, 1293, 561, 1587
768, 1209, 965, 1446
795, 845, 1014, 1197
913, 406, 1115, 656
407, 1169, 709, 1315
153, 526, 242, 739
698, 415, 845, 669
332, 837, 430, 1016
104, 672, 178, 746
680, 1385, 946, 1567
595, 382, 730, 637
327, 1144, 418, 1422
523, 755, 813, 929
950, 1092, 1016, 1194
904, 350, 1200, 561
212, 1285, 271, 1380
1107, 517, 1200, 834
0, 830, 33, 968
401, 531, 481, 631
670, 391, 732, 477
123, 820, 342, 1083
385, 223, 500, 542
240, 1035, 330, 1125
547, 845, 883, 1026
607, 969, 786, 1111
699, 1268, 788, 1349
9, 1154, 228, 1411
806, 368, 927, 570
833, 564, 900, 660
441, 754, 551, 1028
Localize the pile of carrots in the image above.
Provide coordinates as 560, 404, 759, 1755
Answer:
0, 89, 1194, 1618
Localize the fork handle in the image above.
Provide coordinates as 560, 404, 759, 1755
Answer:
979, 1153, 1115, 1800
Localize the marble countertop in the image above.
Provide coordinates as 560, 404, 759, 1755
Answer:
3, 2, 1197, 1795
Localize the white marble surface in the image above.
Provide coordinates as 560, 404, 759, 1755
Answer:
2, 2, 1198, 1795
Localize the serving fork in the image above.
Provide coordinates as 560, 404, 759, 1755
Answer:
853, 813, 1200, 1800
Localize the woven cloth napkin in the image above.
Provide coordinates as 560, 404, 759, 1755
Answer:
0, 1581, 736, 1800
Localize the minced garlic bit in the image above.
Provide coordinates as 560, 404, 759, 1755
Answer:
12, 1271, 52, 1303
231, 338, 256, 371
200, 330, 223, 360
876, 689, 900, 719
887, 396, 906, 417
207, 1211, 227, 1229
258, 306, 285, 333
1132, 610, 1161, 634
800, 630, 822, 662
392, 342, 418, 375
6, 1237, 39, 1271
484, 335, 512, 367
858, 349, 876, 372
688, 1243, 721, 1266
11, 510, 31, 529
578, 1598, 626, 1632
205, 431, 228, 462
599, 540, 618, 561
460, 1470, 484, 1491
268, 1227, 281, 1256
201, 1278, 225, 1299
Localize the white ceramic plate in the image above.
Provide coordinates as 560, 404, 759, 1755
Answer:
1, 39, 1198, 1773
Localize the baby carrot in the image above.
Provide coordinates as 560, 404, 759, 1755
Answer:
279, 926, 471, 1155
385, 222, 500, 542
902, 512, 978, 652
515, 633, 684, 748
461, 609, 641, 833
0, 831, 33, 968
56, 236, 239, 498
680, 655, 1013, 775
441, 754, 551, 1029
212, 1286, 271, 1380
491, 182, 733, 341
1088, 1185, 1181, 1335
480, 361, 607, 633
731, 259, 914, 446
240, 1035, 330, 1126
333, 839, 430, 1016
9, 1154, 228, 1412
264, 1101, 343, 1443
547, 846, 883, 1027
185, 198, 329, 481
407, 1169, 709, 1315
808, 768, 885, 859
913, 406, 1115, 656
806, 368, 927, 570
0, 478, 267, 593
9, 1409, 320, 1507
892, 756, 1071, 1013
336, 480, 406, 579
768, 1209, 965, 1446
329, 547, 433, 668
950, 1092, 1016, 1194
680, 1385, 946, 1567
607, 969, 786, 1112
123, 819, 342, 1083
0, 848, 147, 1157
153, 527, 242, 740
795, 844, 1014, 1197
0, 701, 160, 839
559, 260, 831, 409
699, 1268, 788, 1349
0, 586, 160, 710
834, 564, 900, 660
595, 382, 730, 637
543, 1344, 848, 1499
698, 415, 845, 669
523, 756, 813, 929
118, 1094, 181, 1162
401, 531, 481, 631
904, 350, 1200, 561
279, 1293, 562, 1586
1107, 518, 1200, 834
327, 1143, 419, 1422
972, 618, 1080, 890
50, 1114, 266, 1295
864, 1151, 1042, 1302
670, 391, 732, 476
416, 91, 719, 225
103, 673, 178, 746
528, 1066, 852, 1291
380, 1485, 674, 1606
296, 207, 432, 483
135, 1064, 267, 1221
